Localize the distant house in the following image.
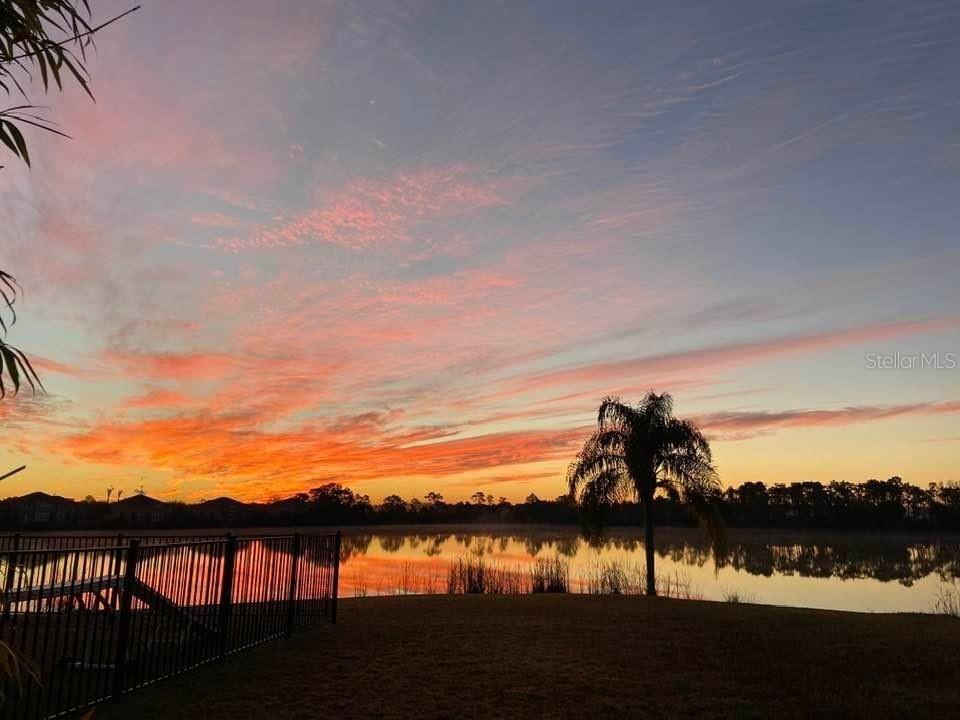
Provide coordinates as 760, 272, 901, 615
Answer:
0, 492, 84, 528
108, 494, 172, 526
194, 497, 250, 526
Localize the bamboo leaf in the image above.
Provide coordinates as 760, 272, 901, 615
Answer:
5, 121, 30, 167
1, 346, 21, 393
0, 122, 22, 161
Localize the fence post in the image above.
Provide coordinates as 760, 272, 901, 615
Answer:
112, 539, 139, 701
331, 531, 341, 624
110, 533, 125, 610
285, 532, 301, 636
1, 533, 20, 622
218, 533, 236, 659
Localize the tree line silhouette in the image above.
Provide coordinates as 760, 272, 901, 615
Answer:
5, 475, 960, 531
284, 476, 960, 532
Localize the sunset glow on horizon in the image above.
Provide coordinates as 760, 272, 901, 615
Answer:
1, 0, 959, 503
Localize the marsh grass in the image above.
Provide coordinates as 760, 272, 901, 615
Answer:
446, 557, 527, 594
350, 570, 369, 598
934, 580, 960, 617
349, 556, 704, 599
656, 570, 701, 600
721, 588, 758, 604
530, 557, 570, 593
583, 559, 641, 595
582, 559, 701, 599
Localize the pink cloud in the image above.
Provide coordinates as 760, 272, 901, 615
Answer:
29, 355, 99, 380
217, 165, 514, 252
503, 317, 960, 398
698, 400, 960, 440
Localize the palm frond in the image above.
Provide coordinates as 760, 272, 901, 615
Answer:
598, 396, 642, 432
0, 271, 43, 396
579, 468, 629, 509
566, 448, 627, 497
573, 390, 725, 551
567, 426, 630, 504
639, 391, 674, 426
670, 476, 727, 560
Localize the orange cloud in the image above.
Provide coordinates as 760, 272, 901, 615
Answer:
103, 350, 236, 380
121, 388, 197, 410
57, 409, 586, 502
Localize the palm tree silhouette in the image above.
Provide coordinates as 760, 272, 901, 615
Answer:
567, 392, 723, 596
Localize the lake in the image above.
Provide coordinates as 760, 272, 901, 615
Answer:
337, 525, 960, 613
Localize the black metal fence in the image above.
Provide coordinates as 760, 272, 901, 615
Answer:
0, 532, 340, 719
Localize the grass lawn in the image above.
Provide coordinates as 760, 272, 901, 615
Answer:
96, 595, 960, 719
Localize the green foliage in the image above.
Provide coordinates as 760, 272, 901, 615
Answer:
0, 1, 138, 395
0, 0, 97, 166
0, 2, 139, 167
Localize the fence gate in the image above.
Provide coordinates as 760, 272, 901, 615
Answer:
0, 532, 340, 719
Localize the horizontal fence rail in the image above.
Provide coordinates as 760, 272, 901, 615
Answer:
0, 532, 340, 719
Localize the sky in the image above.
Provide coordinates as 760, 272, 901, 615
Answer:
1, 0, 959, 503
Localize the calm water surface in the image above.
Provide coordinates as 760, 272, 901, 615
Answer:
337, 526, 960, 613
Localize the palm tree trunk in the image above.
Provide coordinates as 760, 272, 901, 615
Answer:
644, 495, 656, 596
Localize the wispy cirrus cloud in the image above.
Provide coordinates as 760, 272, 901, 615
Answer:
495, 317, 960, 400
102, 350, 237, 381
698, 401, 960, 441
120, 388, 198, 410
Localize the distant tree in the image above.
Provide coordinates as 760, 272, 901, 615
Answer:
82, 494, 95, 503
382, 493, 405, 505
425, 491, 444, 506
525, 493, 540, 504
105, 486, 113, 503
308, 483, 356, 506
381, 494, 406, 514
470, 491, 486, 506
568, 393, 723, 596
